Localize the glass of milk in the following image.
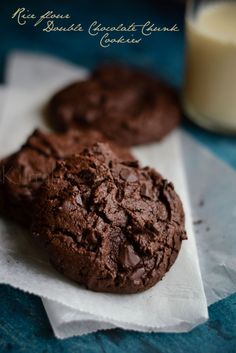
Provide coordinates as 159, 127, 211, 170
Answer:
183, 0, 236, 133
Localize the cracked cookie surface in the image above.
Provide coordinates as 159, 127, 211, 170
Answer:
32, 143, 186, 294
49, 65, 181, 146
0, 129, 133, 226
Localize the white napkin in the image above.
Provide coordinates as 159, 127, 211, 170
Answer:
0, 51, 235, 339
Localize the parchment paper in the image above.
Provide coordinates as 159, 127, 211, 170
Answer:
1, 52, 234, 339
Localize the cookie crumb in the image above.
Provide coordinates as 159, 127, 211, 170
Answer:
194, 219, 203, 225
199, 199, 204, 207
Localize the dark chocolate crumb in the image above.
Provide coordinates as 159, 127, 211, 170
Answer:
194, 219, 203, 225
199, 199, 205, 207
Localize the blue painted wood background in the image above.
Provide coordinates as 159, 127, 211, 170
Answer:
0, 1, 236, 352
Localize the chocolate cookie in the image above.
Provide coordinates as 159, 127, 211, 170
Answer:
48, 65, 181, 146
0, 129, 133, 226
32, 143, 186, 294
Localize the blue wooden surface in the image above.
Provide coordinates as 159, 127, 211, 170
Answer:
0, 1, 236, 352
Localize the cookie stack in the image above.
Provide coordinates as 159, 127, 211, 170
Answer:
0, 65, 186, 294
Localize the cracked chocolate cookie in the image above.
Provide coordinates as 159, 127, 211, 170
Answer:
48, 65, 181, 146
0, 129, 133, 226
32, 143, 186, 294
